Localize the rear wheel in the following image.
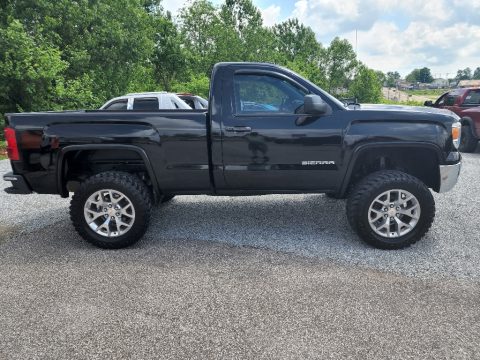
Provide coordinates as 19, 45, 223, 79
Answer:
347, 170, 435, 250
70, 171, 152, 249
459, 124, 478, 153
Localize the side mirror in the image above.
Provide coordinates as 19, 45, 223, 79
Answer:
424, 100, 433, 107
304, 94, 329, 115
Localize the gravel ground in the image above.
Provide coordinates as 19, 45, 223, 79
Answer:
1, 153, 479, 359
2, 152, 478, 280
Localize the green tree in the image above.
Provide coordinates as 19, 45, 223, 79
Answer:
3, 0, 156, 105
173, 74, 210, 98
405, 69, 420, 83
0, 20, 68, 114
271, 18, 326, 87
455, 68, 472, 81
220, 0, 269, 61
474, 67, 480, 80
272, 19, 322, 63
152, 11, 189, 91
385, 71, 401, 87
406, 67, 433, 83
349, 64, 382, 103
375, 71, 386, 86
179, 0, 224, 75
323, 37, 358, 93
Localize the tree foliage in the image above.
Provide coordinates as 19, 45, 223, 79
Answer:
455, 67, 472, 81
406, 67, 433, 83
349, 64, 382, 103
474, 67, 480, 80
385, 71, 401, 87
1, 0, 385, 135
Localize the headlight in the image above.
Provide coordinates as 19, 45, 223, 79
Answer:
451, 122, 461, 149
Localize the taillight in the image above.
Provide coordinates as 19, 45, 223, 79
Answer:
4, 127, 20, 161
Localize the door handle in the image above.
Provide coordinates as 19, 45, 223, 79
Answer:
225, 126, 252, 133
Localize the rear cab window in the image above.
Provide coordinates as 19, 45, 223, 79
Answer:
463, 89, 480, 106
132, 97, 159, 111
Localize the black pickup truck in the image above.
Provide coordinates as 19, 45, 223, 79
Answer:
3, 62, 462, 250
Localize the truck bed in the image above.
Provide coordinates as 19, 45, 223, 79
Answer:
5, 109, 212, 195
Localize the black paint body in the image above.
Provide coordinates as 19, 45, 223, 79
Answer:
4, 63, 461, 197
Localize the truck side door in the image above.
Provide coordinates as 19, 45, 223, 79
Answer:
219, 70, 343, 192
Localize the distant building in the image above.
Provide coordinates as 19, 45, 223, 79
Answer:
397, 80, 413, 90
430, 78, 449, 88
458, 80, 480, 88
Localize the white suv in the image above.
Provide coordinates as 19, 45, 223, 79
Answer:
100, 92, 191, 110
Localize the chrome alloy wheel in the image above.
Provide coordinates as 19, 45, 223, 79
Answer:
368, 189, 421, 238
83, 189, 135, 237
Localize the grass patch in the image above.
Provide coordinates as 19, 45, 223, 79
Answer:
379, 98, 425, 107
0, 141, 7, 160
404, 89, 448, 97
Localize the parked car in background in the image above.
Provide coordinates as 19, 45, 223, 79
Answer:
177, 93, 208, 109
101, 92, 191, 110
425, 88, 480, 152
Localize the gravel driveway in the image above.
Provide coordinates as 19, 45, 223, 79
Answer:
1, 153, 479, 359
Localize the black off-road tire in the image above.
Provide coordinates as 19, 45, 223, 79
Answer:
70, 171, 152, 249
346, 170, 435, 250
459, 124, 478, 153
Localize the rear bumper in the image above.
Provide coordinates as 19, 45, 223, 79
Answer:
3, 172, 32, 194
438, 162, 461, 193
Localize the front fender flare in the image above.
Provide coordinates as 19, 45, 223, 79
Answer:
339, 142, 444, 197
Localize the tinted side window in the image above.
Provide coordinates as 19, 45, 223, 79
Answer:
133, 97, 159, 110
435, 93, 447, 106
182, 98, 195, 108
463, 90, 480, 105
104, 100, 128, 110
234, 74, 307, 114
198, 98, 208, 108
444, 95, 457, 106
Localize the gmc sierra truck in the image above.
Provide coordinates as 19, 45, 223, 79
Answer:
3, 62, 462, 250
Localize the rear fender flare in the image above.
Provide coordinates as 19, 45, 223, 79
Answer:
57, 144, 160, 201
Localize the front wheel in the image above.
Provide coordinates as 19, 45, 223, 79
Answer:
70, 171, 152, 249
346, 170, 435, 250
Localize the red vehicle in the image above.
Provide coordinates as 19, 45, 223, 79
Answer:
426, 88, 480, 152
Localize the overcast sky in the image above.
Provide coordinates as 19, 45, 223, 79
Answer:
162, 0, 480, 77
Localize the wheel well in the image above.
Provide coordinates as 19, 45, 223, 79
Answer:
61, 149, 154, 194
461, 117, 478, 138
346, 147, 440, 193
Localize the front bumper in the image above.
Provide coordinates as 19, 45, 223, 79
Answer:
438, 162, 461, 193
3, 172, 32, 194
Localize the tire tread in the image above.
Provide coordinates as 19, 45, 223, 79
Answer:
347, 170, 435, 250
70, 171, 152, 249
